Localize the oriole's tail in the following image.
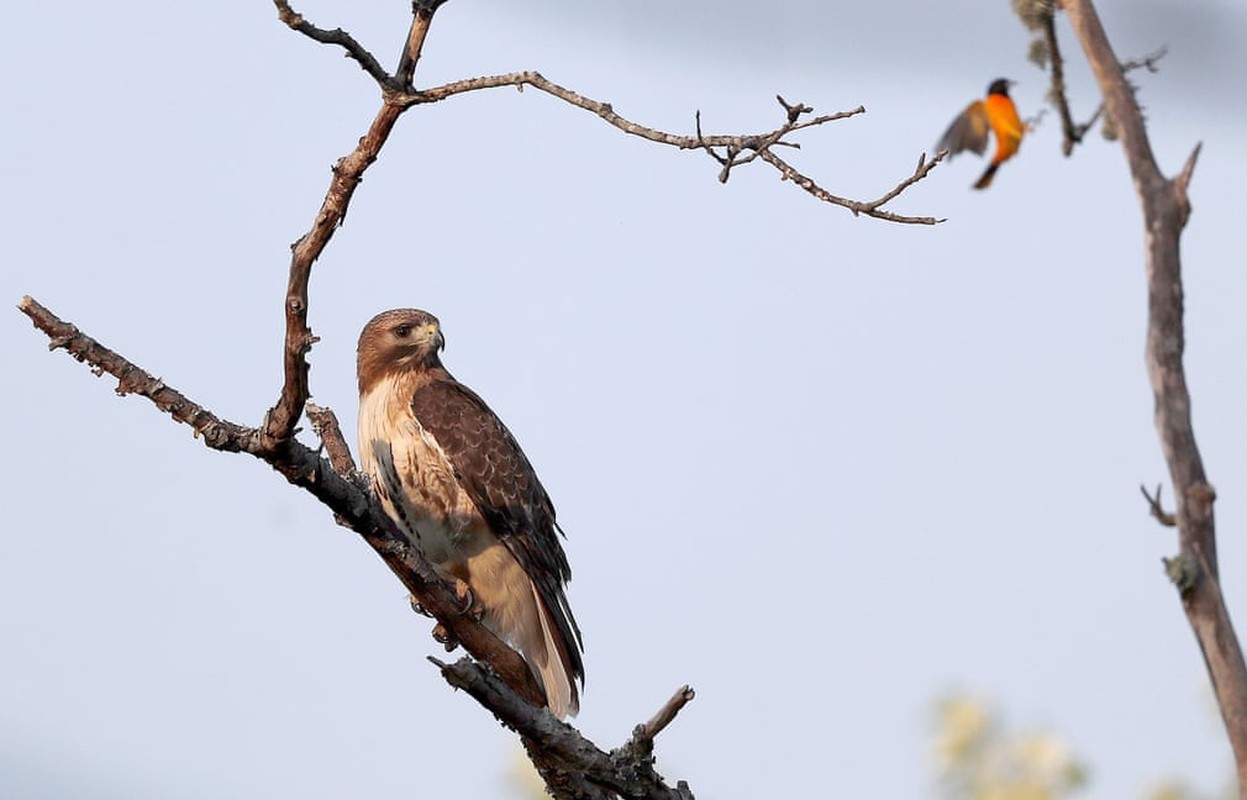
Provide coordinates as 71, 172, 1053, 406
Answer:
973, 162, 1000, 190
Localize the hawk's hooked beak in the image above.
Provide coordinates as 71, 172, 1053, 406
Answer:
413, 321, 444, 351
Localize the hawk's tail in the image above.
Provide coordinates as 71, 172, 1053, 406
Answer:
473, 545, 583, 717
528, 585, 581, 718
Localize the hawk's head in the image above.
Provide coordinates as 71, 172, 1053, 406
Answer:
357, 308, 445, 393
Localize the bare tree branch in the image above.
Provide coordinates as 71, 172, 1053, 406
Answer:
272, 0, 392, 87
760, 148, 945, 225
435, 657, 695, 799
404, 72, 941, 224
1040, 10, 1083, 156
637, 685, 697, 743
16, 294, 545, 709
395, 1, 446, 89
306, 403, 358, 477
1038, 11, 1144, 154
1139, 483, 1177, 528
258, 6, 444, 456
1064, 0, 1247, 788
20, 0, 954, 794
274, 1, 937, 224
1120, 46, 1168, 74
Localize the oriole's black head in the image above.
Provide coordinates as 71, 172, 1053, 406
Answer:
987, 78, 1015, 97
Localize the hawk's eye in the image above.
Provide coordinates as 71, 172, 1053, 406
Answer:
394, 324, 412, 338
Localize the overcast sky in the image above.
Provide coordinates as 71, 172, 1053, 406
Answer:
4, 1, 1247, 798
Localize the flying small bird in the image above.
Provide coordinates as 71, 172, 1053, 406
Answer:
937, 78, 1025, 190
356, 309, 583, 717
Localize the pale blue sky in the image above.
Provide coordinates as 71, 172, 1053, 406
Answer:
4, 1, 1246, 797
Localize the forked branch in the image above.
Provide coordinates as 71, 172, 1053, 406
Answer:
17, 295, 546, 709
1022, 1, 1167, 158
23, 1, 946, 796
277, 0, 940, 226
435, 657, 695, 799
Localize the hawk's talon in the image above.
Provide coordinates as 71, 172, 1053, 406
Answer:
432, 622, 460, 652
452, 579, 476, 615
408, 594, 434, 618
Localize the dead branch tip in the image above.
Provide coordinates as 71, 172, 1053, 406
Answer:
639, 685, 696, 741
1176, 141, 1203, 196
1139, 483, 1177, 527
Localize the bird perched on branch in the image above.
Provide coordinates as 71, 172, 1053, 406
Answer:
937, 78, 1025, 189
356, 309, 583, 717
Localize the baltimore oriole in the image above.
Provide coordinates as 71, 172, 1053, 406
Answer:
937, 78, 1024, 190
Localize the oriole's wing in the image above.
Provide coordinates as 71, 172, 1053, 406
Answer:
936, 100, 991, 159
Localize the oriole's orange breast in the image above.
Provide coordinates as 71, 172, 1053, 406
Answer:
984, 93, 1023, 163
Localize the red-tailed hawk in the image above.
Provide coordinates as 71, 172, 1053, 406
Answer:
356, 308, 583, 717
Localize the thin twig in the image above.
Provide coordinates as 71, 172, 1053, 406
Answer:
1042, 11, 1081, 156
272, 0, 393, 88
1121, 46, 1168, 73
637, 685, 696, 744
1139, 483, 1177, 527
403, 71, 936, 223
306, 403, 358, 477
758, 148, 946, 225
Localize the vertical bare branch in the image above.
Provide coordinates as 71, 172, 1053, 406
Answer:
396, 1, 445, 87
1041, 11, 1081, 156
259, 6, 441, 454
1063, 0, 1247, 789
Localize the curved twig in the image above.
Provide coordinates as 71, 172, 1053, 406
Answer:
273, 0, 392, 86
404, 72, 938, 224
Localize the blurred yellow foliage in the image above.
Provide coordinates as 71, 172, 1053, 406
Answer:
933, 694, 1087, 800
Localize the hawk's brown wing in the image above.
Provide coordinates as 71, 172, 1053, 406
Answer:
410, 376, 584, 680
936, 99, 991, 159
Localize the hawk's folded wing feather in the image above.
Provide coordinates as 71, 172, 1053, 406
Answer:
410, 378, 584, 680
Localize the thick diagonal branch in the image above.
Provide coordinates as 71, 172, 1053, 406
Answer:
1064, 0, 1247, 787
436, 657, 695, 799
18, 295, 545, 708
